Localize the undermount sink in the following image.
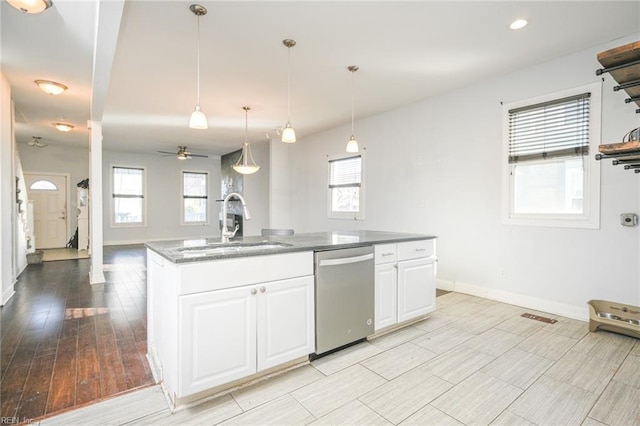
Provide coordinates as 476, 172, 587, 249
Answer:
179, 241, 293, 256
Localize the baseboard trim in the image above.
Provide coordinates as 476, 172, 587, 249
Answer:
2, 285, 15, 306
90, 270, 106, 284
436, 279, 455, 292
452, 280, 589, 321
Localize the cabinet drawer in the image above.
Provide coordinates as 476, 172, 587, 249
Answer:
375, 244, 397, 264
398, 239, 435, 261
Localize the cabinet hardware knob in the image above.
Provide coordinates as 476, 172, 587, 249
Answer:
251, 288, 257, 295
260, 286, 266, 293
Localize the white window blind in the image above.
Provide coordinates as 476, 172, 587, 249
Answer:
113, 167, 145, 224
508, 92, 590, 163
328, 155, 361, 188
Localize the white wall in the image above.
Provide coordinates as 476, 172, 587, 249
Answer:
14, 148, 29, 275
102, 150, 222, 244
18, 143, 89, 243
0, 72, 15, 305
269, 138, 294, 229
285, 34, 640, 319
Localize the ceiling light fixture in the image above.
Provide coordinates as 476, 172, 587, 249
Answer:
233, 107, 260, 175
510, 19, 528, 30
281, 39, 297, 143
346, 65, 360, 153
27, 136, 47, 148
35, 80, 67, 95
189, 4, 208, 130
52, 122, 74, 132
7, 0, 52, 14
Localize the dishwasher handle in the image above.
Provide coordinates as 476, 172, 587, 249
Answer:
318, 253, 374, 267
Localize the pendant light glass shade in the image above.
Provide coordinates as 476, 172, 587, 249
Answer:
346, 135, 359, 153
35, 80, 67, 95
281, 122, 296, 143
189, 105, 208, 129
7, 0, 52, 14
233, 107, 260, 175
346, 65, 359, 153
189, 4, 208, 129
282, 39, 297, 143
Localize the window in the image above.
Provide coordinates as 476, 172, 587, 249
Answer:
502, 83, 601, 228
30, 180, 57, 191
182, 171, 208, 224
328, 154, 364, 220
112, 166, 145, 225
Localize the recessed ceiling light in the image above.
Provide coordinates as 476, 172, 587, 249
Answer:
7, 0, 52, 14
510, 19, 528, 30
35, 80, 67, 95
52, 122, 74, 132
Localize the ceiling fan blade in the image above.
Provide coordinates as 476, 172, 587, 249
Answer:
190, 154, 209, 158
157, 150, 176, 155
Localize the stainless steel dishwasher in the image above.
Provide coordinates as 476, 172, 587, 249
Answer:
314, 245, 375, 356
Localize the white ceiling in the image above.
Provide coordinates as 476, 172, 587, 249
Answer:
2, 1, 639, 157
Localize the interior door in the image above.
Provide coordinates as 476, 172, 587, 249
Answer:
25, 174, 68, 249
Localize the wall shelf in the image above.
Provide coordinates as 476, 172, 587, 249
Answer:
595, 40, 640, 173
596, 40, 640, 111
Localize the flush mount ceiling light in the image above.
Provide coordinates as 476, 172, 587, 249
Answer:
189, 4, 208, 130
346, 65, 360, 153
27, 136, 47, 148
232, 107, 260, 175
281, 39, 297, 143
52, 122, 74, 132
35, 80, 67, 95
7, 0, 52, 14
510, 19, 528, 30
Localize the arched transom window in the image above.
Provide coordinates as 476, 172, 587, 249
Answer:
30, 180, 57, 191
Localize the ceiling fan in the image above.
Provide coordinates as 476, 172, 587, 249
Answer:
27, 136, 47, 148
157, 146, 208, 160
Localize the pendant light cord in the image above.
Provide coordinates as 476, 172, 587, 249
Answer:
287, 46, 292, 121
196, 14, 201, 106
351, 70, 355, 134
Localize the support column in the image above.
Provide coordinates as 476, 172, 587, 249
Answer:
89, 120, 105, 284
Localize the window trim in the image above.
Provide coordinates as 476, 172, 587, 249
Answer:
181, 170, 209, 225
111, 165, 147, 228
501, 83, 601, 229
327, 152, 365, 220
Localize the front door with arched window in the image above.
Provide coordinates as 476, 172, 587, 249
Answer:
24, 173, 68, 249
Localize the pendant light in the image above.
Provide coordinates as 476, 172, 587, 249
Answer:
232, 107, 260, 175
346, 65, 360, 153
189, 4, 208, 129
281, 39, 297, 143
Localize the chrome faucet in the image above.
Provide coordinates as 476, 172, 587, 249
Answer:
221, 192, 251, 243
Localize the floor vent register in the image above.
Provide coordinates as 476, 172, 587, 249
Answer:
521, 313, 558, 324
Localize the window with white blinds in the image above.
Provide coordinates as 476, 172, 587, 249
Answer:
112, 166, 146, 225
502, 83, 601, 229
328, 154, 364, 219
508, 92, 590, 163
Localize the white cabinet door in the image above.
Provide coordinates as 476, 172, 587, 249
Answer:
374, 263, 398, 331
179, 286, 257, 396
397, 257, 435, 323
257, 276, 315, 371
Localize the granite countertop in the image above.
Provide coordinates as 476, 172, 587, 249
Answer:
145, 230, 436, 264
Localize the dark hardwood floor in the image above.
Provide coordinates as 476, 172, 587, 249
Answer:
1, 245, 154, 422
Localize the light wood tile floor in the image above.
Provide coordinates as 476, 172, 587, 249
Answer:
40, 292, 640, 426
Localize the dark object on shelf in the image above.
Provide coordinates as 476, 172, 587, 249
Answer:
77, 178, 89, 189
596, 40, 640, 112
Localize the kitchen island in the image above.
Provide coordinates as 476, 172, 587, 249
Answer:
146, 230, 436, 409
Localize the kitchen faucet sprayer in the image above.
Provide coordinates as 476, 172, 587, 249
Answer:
221, 192, 250, 242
